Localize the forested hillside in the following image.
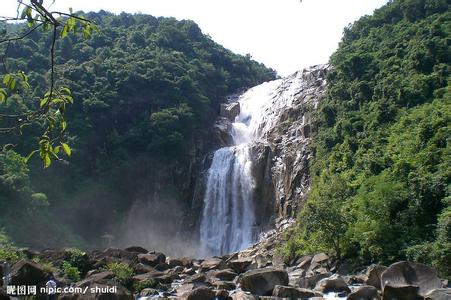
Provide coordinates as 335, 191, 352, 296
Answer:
0, 11, 276, 248
283, 0, 450, 278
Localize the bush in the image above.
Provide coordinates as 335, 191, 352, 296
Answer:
104, 262, 134, 286
62, 261, 81, 282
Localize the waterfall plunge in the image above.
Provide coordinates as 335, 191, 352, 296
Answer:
199, 79, 283, 257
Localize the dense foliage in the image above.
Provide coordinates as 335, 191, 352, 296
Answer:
283, 0, 450, 278
0, 11, 276, 247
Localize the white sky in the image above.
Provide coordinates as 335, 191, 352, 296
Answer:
3, 0, 389, 76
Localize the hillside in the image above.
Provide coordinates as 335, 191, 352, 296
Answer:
282, 0, 450, 279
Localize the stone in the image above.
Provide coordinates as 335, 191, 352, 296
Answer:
365, 264, 387, 290
185, 273, 207, 283
210, 280, 236, 290
382, 284, 421, 300
200, 257, 226, 272
228, 258, 253, 273
381, 261, 442, 296
213, 269, 238, 281
298, 272, 332, 289
10, 260, 48, 287
348, 285, 379, 300
220, 102, 240, 121
272, 285, 320, 298
180, 286, 215, 300
231, 290, 257, 300
314, 275, 351, 294
239, 267, 289, 296
83, 271, 115, 283
425, 288, 451, 300
124, 246, 148, 254
137, 252, 166, 267
312, 253, 329, 264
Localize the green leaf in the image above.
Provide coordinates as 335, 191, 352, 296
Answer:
61, 143, 71, 156
0, 88, 6, 103
3, 74, 11, 86
40, 97, 49, 108
43, 153, 51, 168
61, 120, 67, 131
61, 24, 69, 38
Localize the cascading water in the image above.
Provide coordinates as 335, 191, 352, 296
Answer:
199, 79, 283, 257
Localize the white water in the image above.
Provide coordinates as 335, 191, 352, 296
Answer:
199, 79, 283, 257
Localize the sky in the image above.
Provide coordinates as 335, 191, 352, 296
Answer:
3, 0, 389, 76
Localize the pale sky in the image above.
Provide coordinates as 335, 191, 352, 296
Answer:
3, 0, 389, 76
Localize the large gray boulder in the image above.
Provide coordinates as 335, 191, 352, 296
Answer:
381, 261, 442, 296
239, 267, 288, 296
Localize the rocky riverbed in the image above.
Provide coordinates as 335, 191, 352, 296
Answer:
1, 226, 450, 300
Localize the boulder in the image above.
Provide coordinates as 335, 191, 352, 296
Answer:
228, 258, 253, 273
200, 257, 226, 272
220, 102, 240, 121
212, 269, 238, 281
137, 252, 166, 267
124, 246, 148, 254
10, 260, 48, 287
185, 273, 207, 283
425, 288, 451, 300
382, 284, 421, 300
272, 285, 320, 298
239, 267, 289, 296
381, 261, 442, 296
180, 286, 215, 300
314, 275, 351, 294
298, 272, 332, 289
365, 264, 387, 290
348, 285, 379, 300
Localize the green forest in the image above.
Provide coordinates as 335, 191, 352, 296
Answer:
0, 11, 276, 248
0, 0, 450, 282
282, 0, 450, 279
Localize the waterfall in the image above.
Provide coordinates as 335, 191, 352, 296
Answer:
199, 79, 283, 257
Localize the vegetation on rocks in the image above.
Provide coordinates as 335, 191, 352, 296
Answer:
282, 0, 450, 279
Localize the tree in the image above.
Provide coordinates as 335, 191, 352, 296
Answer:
0, 0, 97, 167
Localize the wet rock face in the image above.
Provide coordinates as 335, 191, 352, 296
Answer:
220, 102, 241, 121
249, 65, 329, 223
